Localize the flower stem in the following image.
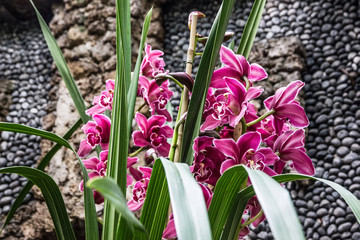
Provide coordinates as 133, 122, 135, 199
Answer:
243, 76, 250, 90
157, 74, 184, 89
169, 117, 185, 161
246, 110, 275, 127
136, 102, 147, 113
173, 13, 199, 163
128, 147, 146, 157
235, 209, 264, 239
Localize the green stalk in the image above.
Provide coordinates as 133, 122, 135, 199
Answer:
246, 110, 275, 127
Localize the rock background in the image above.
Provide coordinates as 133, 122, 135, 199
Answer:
0, 0, 164, 239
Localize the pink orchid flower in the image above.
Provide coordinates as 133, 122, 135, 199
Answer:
264, 80, 309, 135
201, 77, 262, 131
132, 112, 173, 157
140, 44, 165, 79
86, 79, 115, 116
127, 167, 152, 211
138, 76, 173, 121
78, 114, 111, 158
256, 115, 290, 140
213, 132, 279, 176
190, 136, 225, 186
163, 183, 213, 239
210, 45, 267, 89
265, 129, 315, 175
246, 196, 265, 228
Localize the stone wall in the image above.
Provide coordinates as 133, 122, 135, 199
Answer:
0, 0, 165, 239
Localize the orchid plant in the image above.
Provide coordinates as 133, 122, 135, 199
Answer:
0, 0, 359, 240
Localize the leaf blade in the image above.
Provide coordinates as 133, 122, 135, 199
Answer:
180, 0, 236, 165
0, 167, 76, 240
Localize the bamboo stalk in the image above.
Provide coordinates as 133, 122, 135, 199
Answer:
173, 13, 199, 163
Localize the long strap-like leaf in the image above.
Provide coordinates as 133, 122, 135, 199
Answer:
209, 165, 305, 240
127, 8, 153, 136
236, 0, 266, 58
0, 123, 99, 240
0, 167, 76, 240
87, 177, 147, 238
180, 0, 236, 166
102, 0, 132, 238
140, 158, 212, 240
30, 0, 89, 124
1, 118, 82, 232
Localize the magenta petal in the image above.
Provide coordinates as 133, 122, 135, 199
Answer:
213, 138, 239, 162
163, 219, 177, 239
263, 96, 274, 110
210, 67, 241, 88
127, 157, 138, 168
127, 174, 133, 186
274, 160, 286, 174
273, 117, 285, 136
280, 149, 315, 175
220, 45, 243, 73
99, 150, 109, 163
147, 115, 166, 129
273, 131, 293, 152
82, 157, 100, 170
135, 112, 149, 134
156, 141, 170, 157
263, 166, 278, 177
257, 148, 279, 165
200, 115, 221, 132
100, 142, 109, 150
275, 103, 309, 128
105, 79, 115, 91
193, 136, 213, 154
93, 114, 111, 143
281, 129, 305, 150
129, 167, 143, 181
78, 139, 93, 158
248, 63, 268, 81
236, 132, 261, 157
127, 199, 143, 212
220, 158, 237, 174
86, 104, 106, 116
82, 121, 96, 134
139, 167, 152, 179
132, 131, 149, 147
276, 81, 304, 106
245, 87, 263, 101
199, 183, 213, 208
155, 108, 172, 122
224, 77, 246, 101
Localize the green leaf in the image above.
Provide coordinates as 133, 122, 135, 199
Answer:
140, 158, 212, 240
86, 178, 147, 236
180, 0, 236, 165
0, 123, 99, 240
30, 0, 89, 123
237, 0, 266, 58
208, 166, 248, 239
102, 0, 132, 238
0, 167, 75, 240
244, 167, 305, 240
127, 8, 153, 136
160, 158, 212, 240
140, 160, 170, 240
1, 118, 82, 232
209, 165, 305, 240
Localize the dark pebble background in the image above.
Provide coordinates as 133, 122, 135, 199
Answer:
0, 21, 53, 215
163, 0, 360, 239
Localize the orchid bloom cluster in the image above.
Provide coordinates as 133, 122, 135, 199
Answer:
76, 41, 314, 238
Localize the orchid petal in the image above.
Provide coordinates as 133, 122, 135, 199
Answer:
213, 138, 240, 162
135, 112, 149, 134
127, 199, 143, 212
281, 149, 315, 175
86, 104, 106, 116
210, 67, 242, 88
236, 132, 261, 157
281, 129, 305, 150
245, 87, 263, 101
78, 139, 93, 158
156, 141, 171, 157
127, 175, 133, 186
82, 157, 100, 170
105, 79, 115, 91
132, 131, 149, 147
248, 63, 268, 81
193, 136, 213, 154
220, 45, 243, 73
99, 150, 108, 163
93, 114, 111, 142
237, 54, 249, 76
127, 157, 138, 168
163, 219, 177, 239
274, 160, 286, 174
147, 114, 167, 129
275, 103, 309, 128
257, 148, 279, 165
220, 158, 237, 174
275, 80, 304, 107
200, 115, 221, 132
